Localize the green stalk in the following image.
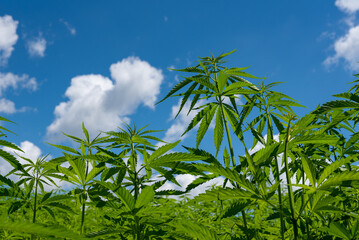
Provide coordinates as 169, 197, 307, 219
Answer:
31, 175, 39, 240
265, 109, 285, 239
131, 141, 139, 201
80, 195, 86, 235
283, 118, 298, 239
274, 154, 285, 240
32, 176, 38, 224
214, 63, 249, 239
81, 151, 90, 235
220, 101, 250, 240
302, 169, 310, 239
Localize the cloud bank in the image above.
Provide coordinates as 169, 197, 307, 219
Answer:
325, 0, 359, 70
47, 56, 163, 142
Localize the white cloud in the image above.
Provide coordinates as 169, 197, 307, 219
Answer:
47, 57, 163, 142
27, 36, 46, 57
335, 0, 359, 13
0, 72, 37, 113
0, 98, 16, 113
0, 72, 37, 95
0, 15, 18, 66
324, 25, 359, 70
325, 1, 359, 70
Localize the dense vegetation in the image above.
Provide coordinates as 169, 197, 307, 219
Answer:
1, 50, 359, 239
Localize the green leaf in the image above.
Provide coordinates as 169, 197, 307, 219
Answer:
252, 143, 280, 165
187, 75, 215, 91
172, 221, 219, 240
327, 222, 351, 240
0, 149, 24, 173
85, 165, 105, 184
0, 140, 22, 152
47, 143, 80, 155
220, 200, 251, 219
82, 122, 90, 142
317, 155, 357, 186
114, 187, 135, 211
223, 147, 230, 168
214, 107, 224, 155
300, 152, 316, 187
182, 103, 212, 137
314, 100, 359, 114
148, 153, 206, 167
135, 186, 155, 209
217, 70, 229, 93
318, 171, 359, 191
222, 81, 254, 94
156, 78, 192, 104
148, 140, 180, 162
290, 135, 338, 146
196, 104, 217, 147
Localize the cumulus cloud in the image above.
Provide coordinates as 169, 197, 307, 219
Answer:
0, 72, 37, 113
27, 36, 46, 57
335, 0, 359, 13
47, 57, 163, 142
325, 1, 359, 70
0, 98, 16, 113
324, 26, 359, 70
0, 15, 18, 66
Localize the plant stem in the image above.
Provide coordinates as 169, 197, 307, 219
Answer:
80, 187, 86, 235
131, 140, 139, 201
32, 177, 38, 224
31, 176, 39, 240
220, 101, 250, 240
265, 111, 285, 240
283, 118, 298, 239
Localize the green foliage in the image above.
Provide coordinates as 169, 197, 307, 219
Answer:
3, 51, 359, 239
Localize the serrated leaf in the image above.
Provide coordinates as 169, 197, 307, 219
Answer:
328, 222, 351, 240
135, 186, 155, 209
196, 104, 217, 147
290, 135, 338, 146
217, 70, 229, 93
148, 153, 206, 167
214, 107, 224, 155
148, 140, 180, 162
114, 187, 135, 211
314, 100, 359, 114
318, 155, 357, 186
82, 122, 90, 142
220, 200, 251, 219
157, 78, 192, 104
300, 152, 316, 187
47, 143, 80, 155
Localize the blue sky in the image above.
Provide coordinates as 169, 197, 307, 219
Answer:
0, 0, 359, 175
